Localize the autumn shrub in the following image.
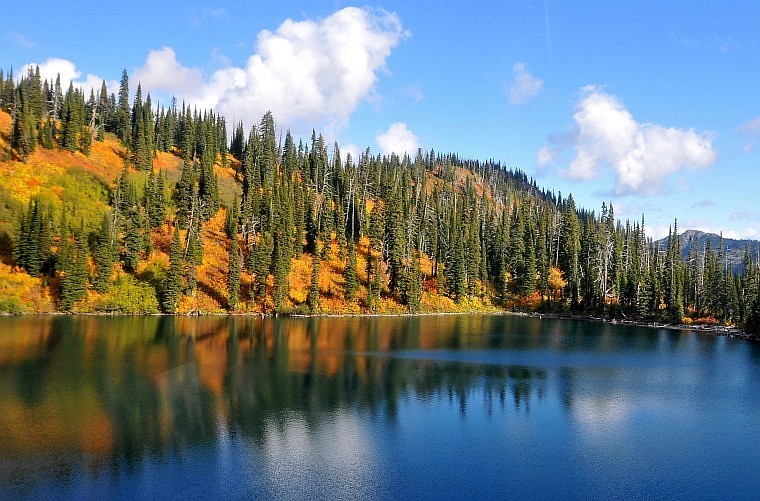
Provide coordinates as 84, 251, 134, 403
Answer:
95, 275, 159, 314
0, 296, 24, 314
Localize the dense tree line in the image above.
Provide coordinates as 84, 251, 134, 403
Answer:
4, 66, 760, 333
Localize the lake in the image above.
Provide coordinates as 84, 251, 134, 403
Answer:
0, 314, 759, 499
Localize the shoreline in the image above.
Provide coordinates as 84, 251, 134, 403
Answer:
3, 308, 758, 343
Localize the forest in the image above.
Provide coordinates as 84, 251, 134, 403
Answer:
2, 65, 760, 333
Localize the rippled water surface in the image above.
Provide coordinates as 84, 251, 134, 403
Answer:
1, 315, 759, 499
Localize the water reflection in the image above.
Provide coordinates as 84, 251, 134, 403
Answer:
0, 314, 756, 497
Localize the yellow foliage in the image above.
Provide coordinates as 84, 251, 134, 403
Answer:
0, 110, 506, 316
547, 266, 567, 300
0, 263, 54, 313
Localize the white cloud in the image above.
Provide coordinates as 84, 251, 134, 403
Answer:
541, 87, 716, 195
536, 145, 556, 168
340, 143, 363, 165
507, 62, 543, 105
22, 58, 116, 95
132, 7, 405, 132
376, 122, 419, 156
132, 47, 207, 98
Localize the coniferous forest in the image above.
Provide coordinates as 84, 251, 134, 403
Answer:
2, 65, 760, 334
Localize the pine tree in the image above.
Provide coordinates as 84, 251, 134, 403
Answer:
344, 241, 359, 302
272, 190, 292, 311
518, 216, 537, 298
174, 159, 196, 229
249, 231, 273, 305
225, 194, 240, 239
184, 221, 203, 295
162, 225, 183, 313
560, 195, 581, 308
370, 256, 383, 311
116, 69, 130, 144
227, 236, 241, 311
59, 224, 89, 311
14, 198, 46, 275
198, 146, 220, 221
403, 251, 422, 312
92, 213, 114, 293
144, 169, 167, 228
308, 252, 321, 312
130, 84, 148, 168
118, 172, 145, 272
11, 90, 37, 161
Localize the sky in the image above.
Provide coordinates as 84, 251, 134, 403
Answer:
4, 1, 760, 241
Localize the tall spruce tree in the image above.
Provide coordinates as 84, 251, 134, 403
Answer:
227, 236, 241, 311
92, 213, 115, 293
116, 69, 130, 144
308, 252, 321, 312
162, 225, 183, 313
59, 224, 89, 310
344, 242, 359, 302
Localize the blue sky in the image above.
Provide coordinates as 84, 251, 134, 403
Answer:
5, 1, 760, 240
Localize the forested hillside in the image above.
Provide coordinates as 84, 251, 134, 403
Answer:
2, 65, 760, 332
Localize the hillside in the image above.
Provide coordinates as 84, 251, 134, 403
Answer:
0, 108, 513, 315
2, 67, 760, 332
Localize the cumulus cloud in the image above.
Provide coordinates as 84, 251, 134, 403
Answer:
132, 7, 405, 132
22, 57, 116, 95
506, 62, 543, 105
539, 86, 716, 195
376, 122, 419, 156
132, 47, 208, 99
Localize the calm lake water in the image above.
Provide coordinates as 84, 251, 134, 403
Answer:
0, 314, 759, 499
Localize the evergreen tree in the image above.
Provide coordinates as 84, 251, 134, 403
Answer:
184, 220, 203, 295
130, 84, 148, 168
92, 213, 114, 293
198, 146, 220, 221
249, 231, 273, 305
344, 241, 359, 302
11, 90, 37, 160
402, 251, 422, 312
59, 224, 89, 310
227, 236, 241, 311
560, 195, 581, 308
174, 159, 196, 229
308, 252, 321, 312
162, 225, 183, 313
370, 256, 383, 311
14, 198, 51, 275
225, 194, 240, 239
144, 169, 167, 228
116, 69, 130, 144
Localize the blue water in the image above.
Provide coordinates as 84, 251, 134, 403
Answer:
0, 315, 759, 499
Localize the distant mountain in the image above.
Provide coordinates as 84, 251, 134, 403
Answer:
656, 229, 760, 272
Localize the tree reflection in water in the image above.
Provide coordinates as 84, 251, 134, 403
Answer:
0, 314, 709, 490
